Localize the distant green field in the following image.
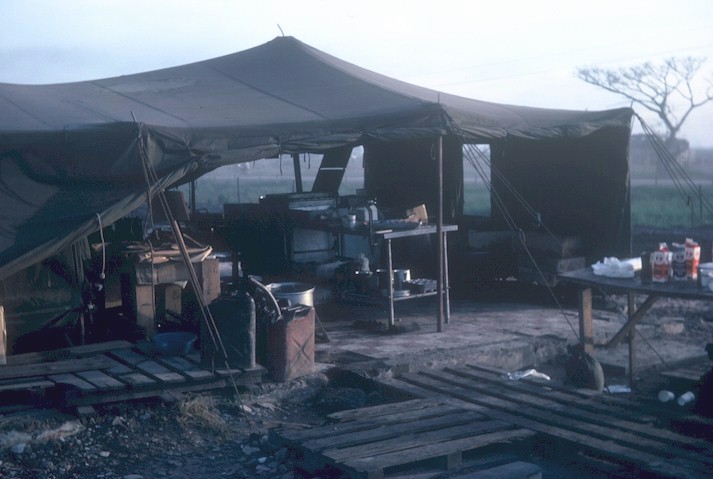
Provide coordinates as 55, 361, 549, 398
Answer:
631, 184, 713, 228
183, 176, 713, 229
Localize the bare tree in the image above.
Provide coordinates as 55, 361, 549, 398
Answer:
577, 57, 713, 147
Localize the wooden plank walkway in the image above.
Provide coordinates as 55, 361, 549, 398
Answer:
0, 340, 265, 412
661, 361, 710, 385
270, 399, 536, 479
378, 364, 713, 479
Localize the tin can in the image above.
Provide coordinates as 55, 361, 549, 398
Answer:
698, 262, 713, 289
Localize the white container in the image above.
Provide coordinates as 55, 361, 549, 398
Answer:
651, 250, 672, 283
393, 269, 411, 289
658, 390, 675, 402
677, 391, 696, 406
699, 262, 713, 288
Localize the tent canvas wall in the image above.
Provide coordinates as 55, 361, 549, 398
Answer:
0, 36, 633, 284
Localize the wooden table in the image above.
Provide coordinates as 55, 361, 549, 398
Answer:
126, 257, 220, 338
559, 267, 713, 384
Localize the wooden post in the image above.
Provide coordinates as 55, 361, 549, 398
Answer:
133, 284, 156, 339
0, 305, 6, 365
627, 292, 637, 388
628, 331, 637, 388
386, 239, 395, 328
189, 180, 196, 216
292, 154, 303, 193
578, 287, 593, 354
437, 136, 444, 333
443, 231, 451, 324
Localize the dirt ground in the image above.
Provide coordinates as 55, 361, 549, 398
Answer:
1, 279, 712, 478
0, 373, 335, 479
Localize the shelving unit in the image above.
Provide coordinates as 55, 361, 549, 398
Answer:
335, 224, 458, 327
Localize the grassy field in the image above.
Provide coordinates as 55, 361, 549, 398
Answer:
184, 175, 712, 230
631, 184, 713, 228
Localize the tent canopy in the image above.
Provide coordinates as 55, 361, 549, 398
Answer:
0, 36, 633, 280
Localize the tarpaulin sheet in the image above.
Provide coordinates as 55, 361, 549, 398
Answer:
0, 36, 633, 280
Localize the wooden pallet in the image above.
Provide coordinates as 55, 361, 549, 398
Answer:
270, 398, 536, 479
661, 361, 711, 386
381, 364, 713, 479
0, 340, 264, 412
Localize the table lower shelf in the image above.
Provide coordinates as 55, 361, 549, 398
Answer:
340, 290, 441, 306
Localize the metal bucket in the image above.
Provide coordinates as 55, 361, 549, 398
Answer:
267, 282, 315, 307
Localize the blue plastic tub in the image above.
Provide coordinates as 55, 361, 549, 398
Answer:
152, 331, 197, 356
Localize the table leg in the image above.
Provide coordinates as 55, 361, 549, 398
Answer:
628, 331, 637, 388
443, 231, 451, 325
607, 295, 659, 347
627, 292, 637, 388
386, 238, 395, 327
134, 284, 156, 339
578, 287, 593, 354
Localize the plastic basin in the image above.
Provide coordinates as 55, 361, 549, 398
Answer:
152, 331, 197, 356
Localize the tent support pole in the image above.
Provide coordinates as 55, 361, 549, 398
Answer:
189, 181, 196, 215
292, 154, 303, 193
437, 136, 445, 332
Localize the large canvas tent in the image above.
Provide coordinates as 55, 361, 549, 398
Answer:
0, 36, 633, 281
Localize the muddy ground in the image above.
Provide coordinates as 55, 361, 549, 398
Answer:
1, 295, 711, 479
2, 225, 713, 478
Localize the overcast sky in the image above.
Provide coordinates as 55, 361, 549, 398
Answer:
1, 0, 712, 146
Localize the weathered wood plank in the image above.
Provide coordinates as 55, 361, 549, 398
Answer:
135, 362, 186, 383
156, 355, 214, 380
0, 379, 54, 392
467, 363, 651, 413
109, 349, 186, 383
102, 356, 133, 375
327, 399, 443, 422
76, 370, 126, 390
0, 356, 113, 380
661, 367, 708, 382
453, 366, 713, 455
396, 373, 710, 479
321, 419, 513, 463
302, 410, 485, 453
47, 373, 97, 392
116, 372, 156, 387
68, 377, 226, 407
467, 461, 541, 479
341, 429, 534, 479
107, 348, 148, 365
433, 368, 713, 462
464, 364, 655, 424
5, 340, 133, 365
272, 403, 470, 446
